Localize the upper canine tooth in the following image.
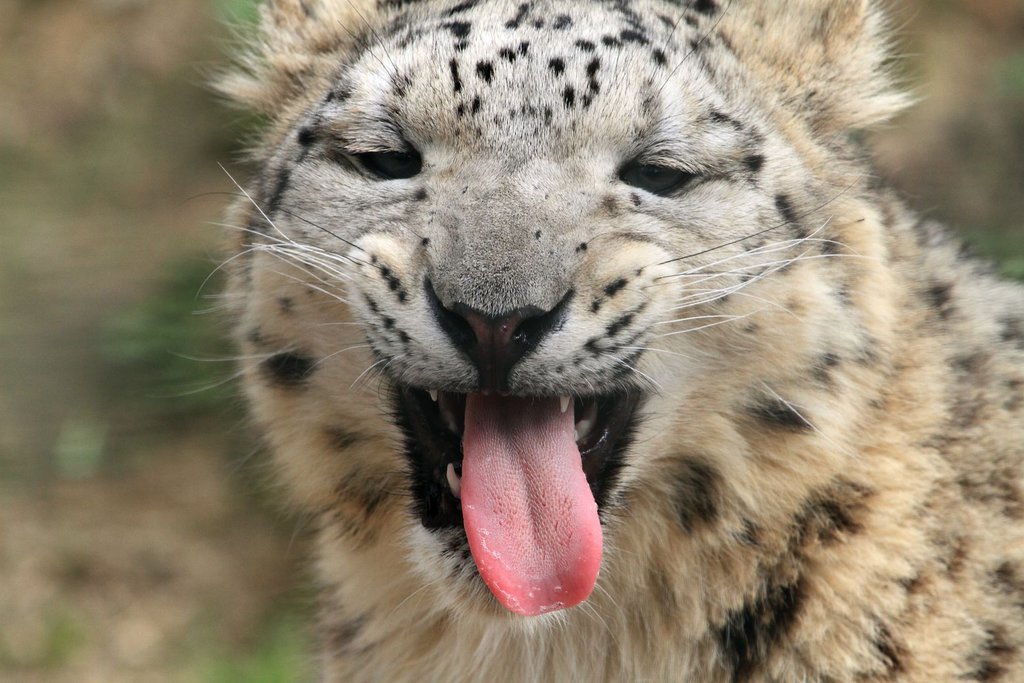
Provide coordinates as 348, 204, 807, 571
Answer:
446, 463, 462, 499
560, 396, 571, 414
429, 390, 439, 402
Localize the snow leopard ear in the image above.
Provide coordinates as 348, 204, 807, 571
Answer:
722, 0, 910, 133
215, 0, 382, 117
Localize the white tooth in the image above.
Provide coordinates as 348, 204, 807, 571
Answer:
429, 390, 439, 402
575, 417, 595, 441
446, 463, 461, 499
560, 396, 570, 414
574, 428, 580, 441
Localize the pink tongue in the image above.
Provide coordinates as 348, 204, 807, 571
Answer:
461, 394, 602, 616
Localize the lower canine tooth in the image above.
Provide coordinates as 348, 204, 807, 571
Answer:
575, 418, 595, 441
446, 463, 461, 499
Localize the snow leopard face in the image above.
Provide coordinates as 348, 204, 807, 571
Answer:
234, 0, 896, 617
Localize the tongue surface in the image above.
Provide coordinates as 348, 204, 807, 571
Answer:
461, 394, 602, 616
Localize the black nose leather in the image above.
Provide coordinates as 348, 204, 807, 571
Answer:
426, 279, 572, 393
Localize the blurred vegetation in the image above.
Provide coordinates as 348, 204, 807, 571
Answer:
0, 0, 1021, 680
102, 261, 234, 423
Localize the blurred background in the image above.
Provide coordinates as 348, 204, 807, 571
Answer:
0, 0, 1021, 680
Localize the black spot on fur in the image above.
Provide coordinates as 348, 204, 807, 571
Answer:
737, 519, 760, 547
601, 35, 622, 48
498, 47, 517, 62
694, 0, 718, 14
324, 615, 366, 655
718, 580, 805, 681
413, 188, 428, 202
967, 626, 1016, 681
993, 562, 1024, 610
576, 242, 588, 253
548, 57, 565, 75
297, 126, 317, 148
604, 278, 628, 297
585, 58, 600, 94
379, 266, 409, 302
534, 230, 542, 240
475, 60, 493, 83
262, 352, 315, 387
606, 312, 634, 337
957, 463, 1024, 520
325, 426, 363, 450
449, 59, 462, 92
674, 459, 721, 532
445, 0, 477, 15
553, 14, 571, 29
562, 86, 576, 108
927, 281, 955, 320
630, 192, 642, 207
812, 352, 841, 386
504, 2, 529, 29
619, 29, 648, 45
1000, 317, 1024, 350
873, 623, 906, 676
651, 48, 667, 66
743, 153, 765, 174
794, 481, 870, 547
749, 396, 813, 432
471, 96, 481, 114
278, 297, 295, 314
245, 327, 266, 347
775, 194, 800, 227
575, 38, 596, 52
443, 20, 471, 39
709, 109, 740, 128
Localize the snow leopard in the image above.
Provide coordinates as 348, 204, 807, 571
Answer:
217, 0, 1024, 680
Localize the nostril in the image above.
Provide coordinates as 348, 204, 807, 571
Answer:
425, 279, 477, 352
425, 278, 573, 392
514, 296, 572, 349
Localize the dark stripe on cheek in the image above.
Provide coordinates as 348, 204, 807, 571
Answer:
262, 352, 316, 387
775, 194, 799, 227
265, 166, 293, 217
674, 458, 721, 532
749, 397, 813, 432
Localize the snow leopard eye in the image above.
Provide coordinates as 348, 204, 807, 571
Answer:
355, 149, 423, 180
619, 161, 696, 196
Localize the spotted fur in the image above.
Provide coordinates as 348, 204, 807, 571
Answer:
218, 0, 1024, 680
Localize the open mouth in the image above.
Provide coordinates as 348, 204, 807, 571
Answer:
394, 386, 641, 615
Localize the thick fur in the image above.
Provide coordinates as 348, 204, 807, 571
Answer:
218, 0, 1024, 680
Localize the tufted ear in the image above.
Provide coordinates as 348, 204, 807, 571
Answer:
721, 0, 909, 133
215, 0, 380, 118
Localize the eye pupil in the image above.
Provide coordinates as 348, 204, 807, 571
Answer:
619, 161, 695, 196
356, 149, 423, 180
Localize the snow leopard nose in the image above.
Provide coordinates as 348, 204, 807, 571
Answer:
426, 279, 572, 393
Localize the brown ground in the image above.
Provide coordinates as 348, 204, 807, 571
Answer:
0, 0, 1021, 680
